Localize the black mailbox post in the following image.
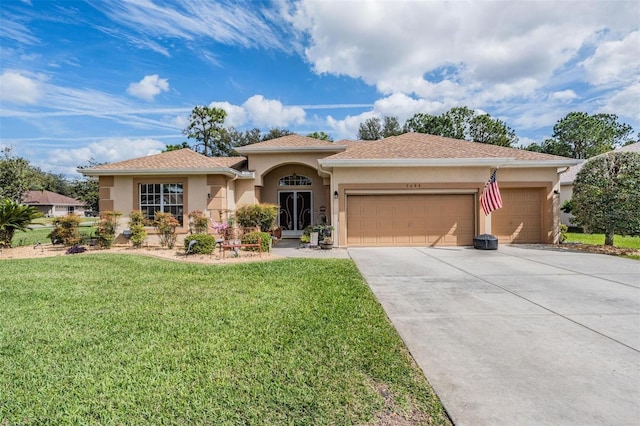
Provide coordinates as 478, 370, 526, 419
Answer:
473, 234, 498, 250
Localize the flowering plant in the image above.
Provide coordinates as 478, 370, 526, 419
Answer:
210, 218, 229, 234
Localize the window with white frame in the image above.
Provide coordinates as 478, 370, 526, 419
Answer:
278, 174, 312, 186
139, 183, 184, 225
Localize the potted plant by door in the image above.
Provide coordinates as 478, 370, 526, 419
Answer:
319, 236, 333, 250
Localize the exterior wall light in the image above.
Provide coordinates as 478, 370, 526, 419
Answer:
333, 190, 339, 199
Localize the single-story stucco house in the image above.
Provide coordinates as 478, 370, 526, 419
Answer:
23, 190, 85, 217
559, 142, 640, 227
80, 133, 580, 247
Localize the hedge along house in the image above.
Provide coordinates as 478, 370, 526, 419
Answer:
80, 133, 579, 247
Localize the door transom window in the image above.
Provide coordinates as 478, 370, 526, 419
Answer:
278, 174, 312, 186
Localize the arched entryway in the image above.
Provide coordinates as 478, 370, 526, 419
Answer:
260, 164, 329, 238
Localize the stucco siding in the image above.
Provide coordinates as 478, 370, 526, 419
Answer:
247, 152, 329, 186
331, 166, 561, 247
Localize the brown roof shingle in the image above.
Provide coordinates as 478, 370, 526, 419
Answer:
561, 142, 640, 183
85, 149, 246, 172
24, 190, 83, 206
328, 133, 573, 161
236, 134, 346, 152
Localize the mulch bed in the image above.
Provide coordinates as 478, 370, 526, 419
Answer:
556, 242, 640, 257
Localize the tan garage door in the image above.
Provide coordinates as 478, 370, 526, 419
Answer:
347, 194, 475, 247
492, 188, 543, 243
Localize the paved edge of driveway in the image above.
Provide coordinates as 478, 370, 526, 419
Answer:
348, 246, 640, 426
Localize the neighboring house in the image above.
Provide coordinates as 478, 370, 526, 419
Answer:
80, 133, 579, 247
23, 190, 85, 217
559, 142, 640, 226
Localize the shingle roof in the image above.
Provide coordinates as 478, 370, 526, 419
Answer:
618, 142, 640, 153
24, 190, 83, 206
236, 134, 346, 152
561, 142, 640, 184
328, 133, 572, 161
84, 149, 246, 172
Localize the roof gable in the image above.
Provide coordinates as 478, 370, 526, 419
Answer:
329, 133, 572, 161
236, 134, 346, 153
24, 190, 83, 206
81, 149, 247, 176
561, 142, 640, 184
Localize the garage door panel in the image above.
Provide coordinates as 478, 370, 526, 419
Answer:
492, 189, 543, 244
347, 194, 475, 247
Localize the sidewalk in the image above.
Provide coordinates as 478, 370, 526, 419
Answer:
270, 238, 350, 259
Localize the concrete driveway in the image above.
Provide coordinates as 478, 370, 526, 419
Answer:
348, 245, 640, 426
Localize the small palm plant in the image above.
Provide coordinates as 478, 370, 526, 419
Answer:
0, 198, 41, 248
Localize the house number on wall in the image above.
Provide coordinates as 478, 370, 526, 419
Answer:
406, 183, 422, 188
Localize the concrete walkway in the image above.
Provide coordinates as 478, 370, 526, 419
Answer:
271, 238, 350, 259
348, 246, 640, 426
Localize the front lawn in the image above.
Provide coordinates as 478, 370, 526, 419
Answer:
0, 255, 449, 425
565, 233, 640, 249
565, 233, 640, 260
11, 225, 97, 247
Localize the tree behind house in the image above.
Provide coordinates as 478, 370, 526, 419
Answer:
403, 106, 518, 147
526, 112, 634, 159
183, 106, 229, 157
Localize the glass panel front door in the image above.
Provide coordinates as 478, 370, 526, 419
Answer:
278, 191, 312, 237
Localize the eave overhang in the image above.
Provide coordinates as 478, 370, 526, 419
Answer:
79, 167, 255, 179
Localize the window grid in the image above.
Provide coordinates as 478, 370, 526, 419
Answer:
278, 175, 312, 186
139, 183, 184, 225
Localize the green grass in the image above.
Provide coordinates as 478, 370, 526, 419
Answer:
31, 217, 97, 225
11, 226, 97, 247
565, 233, 640, 249
0, 255, 448, 425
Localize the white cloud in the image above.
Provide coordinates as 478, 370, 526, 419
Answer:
92, 0, 298, 53
46, 138, 166, 177
326, 113, 375, 140
548, 90, 578, 103
241, 95, 306, 127
126, 75, 169, 101
209, 101, 247, 127
373, 93, 444, 118
0, 16, 38, 45
290, 0, 639, 108
325, 93, 455, 140
582, 31, 640, 86
169, 114, 190, 130
0, 71, 42, 104
601, 82, 640, 122
172, 96, 306, 131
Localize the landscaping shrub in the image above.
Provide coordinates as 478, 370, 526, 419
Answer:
49, 214, 82, 246
97, 211, 122, 248
0, 198, 41, 248
183, 233, 217, 254
188, 210, 209, 234
559, 224, 568, 243
235, 203, 278, 232
154, 212, 179, 249
241, 231, 271, 252
128, 210, 147, 248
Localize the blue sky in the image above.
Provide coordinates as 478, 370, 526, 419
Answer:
1, 0, 638, 177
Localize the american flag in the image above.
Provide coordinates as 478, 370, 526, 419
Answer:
480, 170, 503, 215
